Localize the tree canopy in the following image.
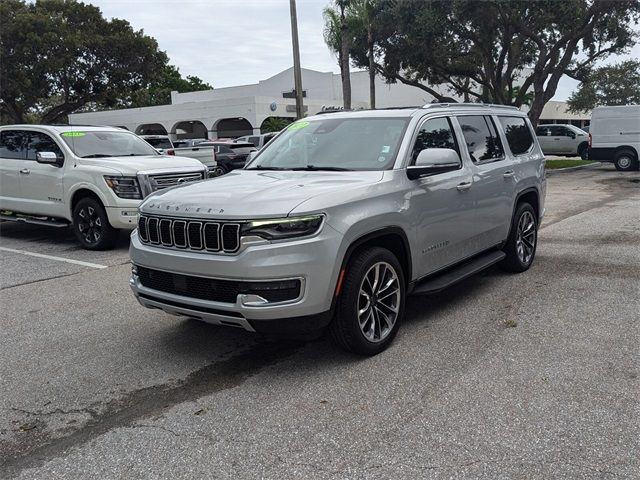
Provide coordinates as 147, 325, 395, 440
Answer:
345, 0, 640, 124
567, 60, 640, 112
0, 0, 211, 124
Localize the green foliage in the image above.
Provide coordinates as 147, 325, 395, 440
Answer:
261, 117, 292, 133
348, 0, 640, 124
567, 61, 640, 113
129, 65, 212, 108
0, 0, 208, 124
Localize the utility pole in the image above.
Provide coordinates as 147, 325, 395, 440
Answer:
289, 0, 304, 119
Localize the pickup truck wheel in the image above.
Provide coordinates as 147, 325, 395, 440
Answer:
330, 247, 405, 356
213, 166, 227, 177
499, 202, 537, 273
614, 149, 638, 171
72, 197, 118, 250
578, 143, 588, 160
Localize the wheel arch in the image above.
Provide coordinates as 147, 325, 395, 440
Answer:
69, 186, 107, 217
614, 145, 638, 159
514, 187, 540, 222
338, 227, 413, 290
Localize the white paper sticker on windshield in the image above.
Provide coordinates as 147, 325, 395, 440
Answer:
381, 145, 390, 153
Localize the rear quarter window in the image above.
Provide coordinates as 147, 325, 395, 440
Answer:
498, 117, 534, 155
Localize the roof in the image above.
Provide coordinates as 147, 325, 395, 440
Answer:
0, 124, 127, 132
306, 103, 527, 120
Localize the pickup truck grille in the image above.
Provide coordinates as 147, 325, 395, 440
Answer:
137, 215, 241, 253
149, 172, 204, 192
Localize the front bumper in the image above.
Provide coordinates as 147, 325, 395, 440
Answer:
106, 206, 139, 230
129, 224, 344, 331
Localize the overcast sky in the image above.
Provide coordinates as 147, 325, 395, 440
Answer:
87, 0, 638, 102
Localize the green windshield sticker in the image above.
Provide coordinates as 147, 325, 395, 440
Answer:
288, 121, 309, 131
61, 132, 86, 137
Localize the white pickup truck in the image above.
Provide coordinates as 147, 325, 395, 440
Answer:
166, 142, 217, 174
0, 125, 207, 249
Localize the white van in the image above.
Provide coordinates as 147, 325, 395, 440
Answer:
589, 105, 640, 171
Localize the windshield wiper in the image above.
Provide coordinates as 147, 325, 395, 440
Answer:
80, 154, 113, 158
290, 165, 353, 171
245, 165, 289, 171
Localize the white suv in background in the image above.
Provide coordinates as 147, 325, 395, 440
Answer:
0, 125, 207, 250
536, 124, 589, 159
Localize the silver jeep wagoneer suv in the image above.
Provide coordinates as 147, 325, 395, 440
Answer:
130, 104, 546, 355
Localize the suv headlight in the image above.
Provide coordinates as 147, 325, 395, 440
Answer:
241, 215, 323, 240
104, 176, 142, 199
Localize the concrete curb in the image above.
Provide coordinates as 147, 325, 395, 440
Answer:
545, 161, 601, 175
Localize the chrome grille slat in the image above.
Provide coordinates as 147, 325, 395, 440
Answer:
149, 172, 204, 192
139, 215, 240, 254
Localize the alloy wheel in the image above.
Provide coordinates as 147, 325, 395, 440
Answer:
515, 210, 536, 265
358, 262, 401, 343
77, 206, 102, 245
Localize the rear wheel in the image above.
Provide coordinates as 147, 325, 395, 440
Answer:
499, 202, 538, 273
72, 197, 118, 250
578, 142, 588, 160
213, 166, 228, 177
614, 149, 638, 171
330, 247, 405, 356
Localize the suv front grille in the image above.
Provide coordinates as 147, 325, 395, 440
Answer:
149, 172, 204, 192
137, 215, 241, 253
136, 266, 302, 304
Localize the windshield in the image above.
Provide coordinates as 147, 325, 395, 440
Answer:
144, 138, 173, 149
60, 131, 159, 158
246, 117, 409, 171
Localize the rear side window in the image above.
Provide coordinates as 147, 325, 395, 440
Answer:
411, 117, 460, 165
458, 115, 504, 162
498, 117, 533, 155
0, 130, 28, 160
26, 132, 64, 160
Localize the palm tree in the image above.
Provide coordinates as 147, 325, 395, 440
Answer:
349, 0, 377, 108
323, 1, 352, 110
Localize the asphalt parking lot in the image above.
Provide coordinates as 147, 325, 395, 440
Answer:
1, 163, 638, 479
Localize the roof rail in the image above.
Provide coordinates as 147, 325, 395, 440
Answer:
422, 103, 519, 111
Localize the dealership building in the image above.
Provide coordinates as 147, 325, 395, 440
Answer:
69, 67, 590, 139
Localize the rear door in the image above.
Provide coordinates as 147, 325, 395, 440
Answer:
0, 130, 28, 211
21, 131, 67, 217
456, 115, 514, 250
550, 125, 573, 153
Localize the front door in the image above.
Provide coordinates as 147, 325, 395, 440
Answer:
408, 116, 476, 277
19, 131, 66, 217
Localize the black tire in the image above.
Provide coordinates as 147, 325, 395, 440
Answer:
213, 165, 228, 177
72, 196, 119, 250
578, 142, 588, 160
499, 202, 538, 273
614, 149, 639, 172
330, 247, 405, 356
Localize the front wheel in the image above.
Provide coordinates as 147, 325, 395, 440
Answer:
614, 150, 639, 172
72, 197, 119, 250
330, 247, 405, 356
499, 202, 538, 273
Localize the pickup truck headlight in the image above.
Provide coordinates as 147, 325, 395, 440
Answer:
104, 176, 142, 199
241, 215, 323, 240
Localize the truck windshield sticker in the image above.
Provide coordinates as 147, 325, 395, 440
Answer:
288, 121, 309, 131
61, 132, 86, 137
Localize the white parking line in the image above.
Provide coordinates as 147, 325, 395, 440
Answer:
0, 246, 108, 269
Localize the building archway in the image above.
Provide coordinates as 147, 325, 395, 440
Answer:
213, 117, 253, 139
171, 120, 208, 140
135, 123, 167, 135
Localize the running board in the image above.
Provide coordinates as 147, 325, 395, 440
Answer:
411, 250, 506, 295
0, 213, 70, 228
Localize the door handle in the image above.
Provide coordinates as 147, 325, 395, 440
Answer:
456, 181, 472, 192
503, 170, 515, 179
20, 168, 30, 175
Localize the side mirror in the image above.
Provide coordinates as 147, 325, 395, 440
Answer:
36, 151, 63, 166
407, 148, 460, 180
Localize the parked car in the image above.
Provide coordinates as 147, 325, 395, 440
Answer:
172, 139, 208, 149
235, 132, 278, 149
166, 142, 217, 174
130, 104, 546, 355
0, 125, 207, 250
588, 105, 640, 171
207, 142, 257, 175
536, 124, 589, 159
139, 135, 174, 154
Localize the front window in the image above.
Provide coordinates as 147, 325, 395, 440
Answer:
246, 117, 409, 171
60, 131, 158, 158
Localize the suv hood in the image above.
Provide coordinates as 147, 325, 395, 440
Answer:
140, 169, 384, 219
79, 155, 205, 174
